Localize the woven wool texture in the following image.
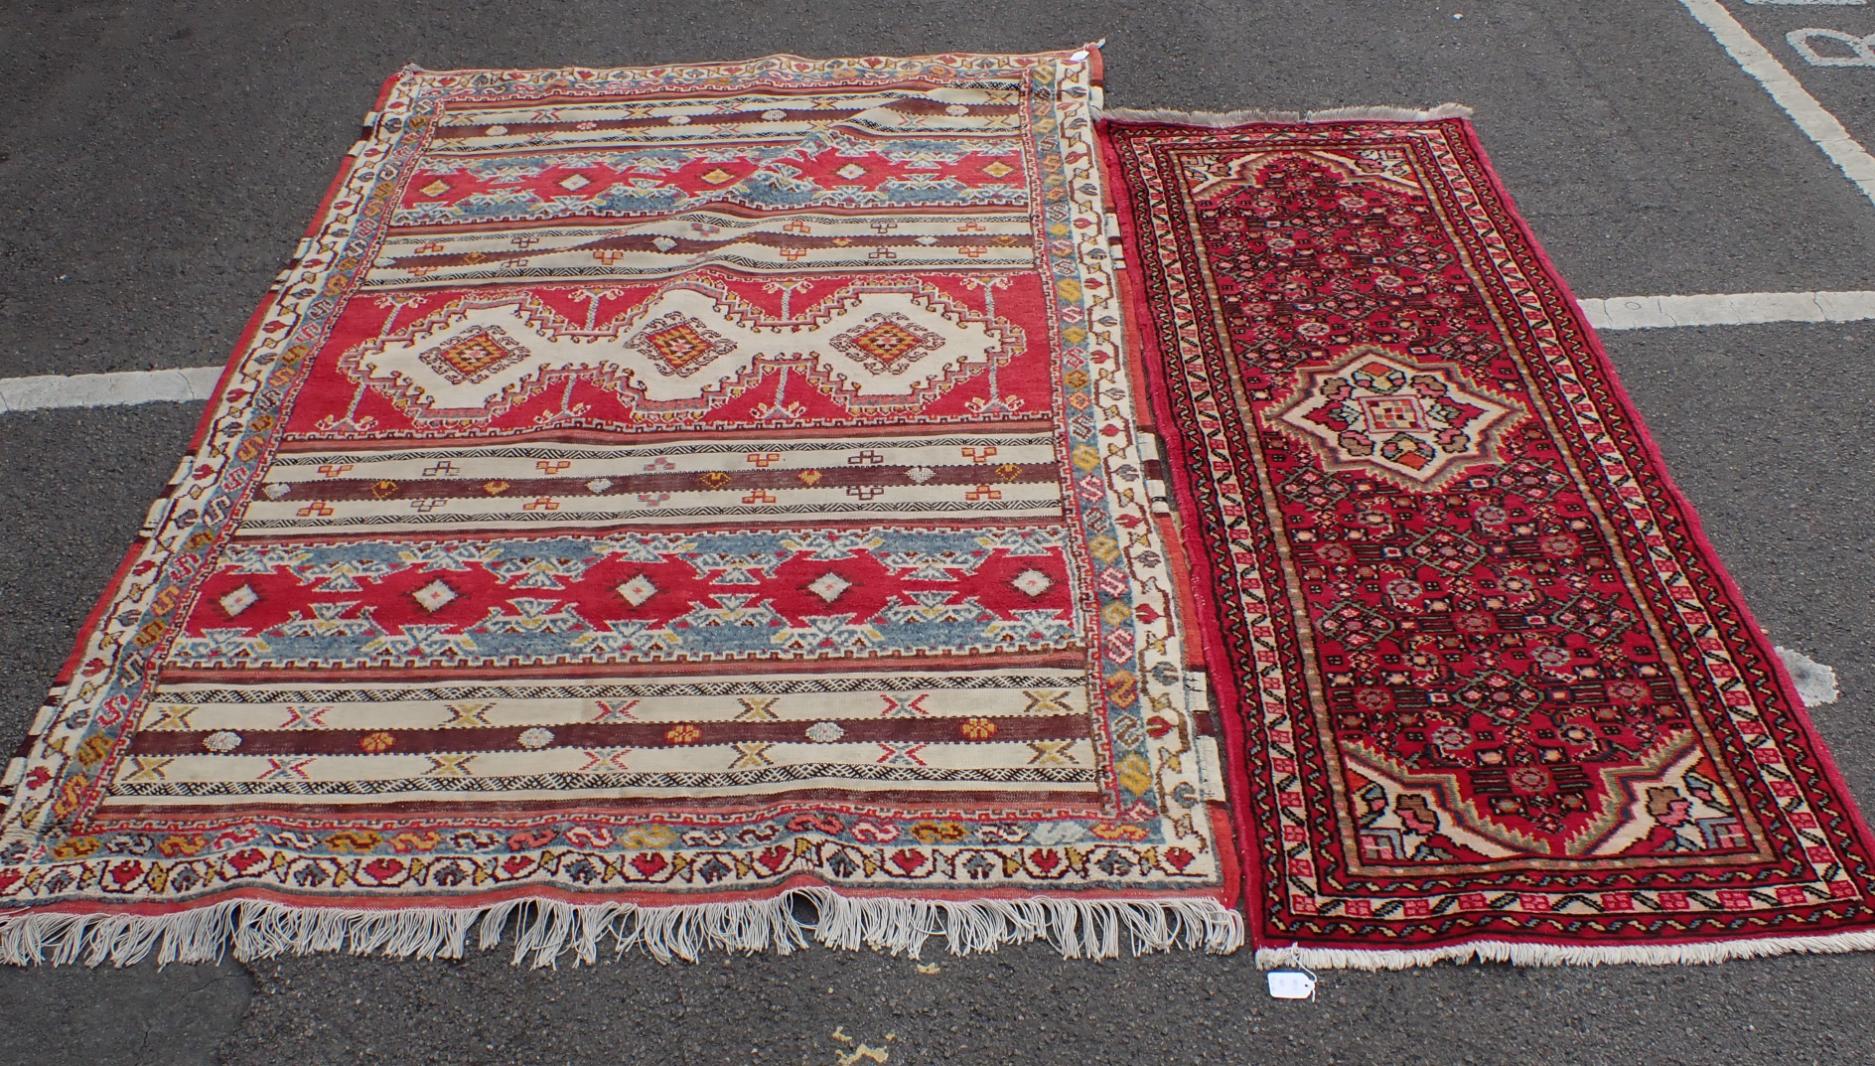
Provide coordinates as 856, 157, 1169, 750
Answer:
7, 47, 1872, 970
0, 49, 1245, 964
1102, 114, 1875, 966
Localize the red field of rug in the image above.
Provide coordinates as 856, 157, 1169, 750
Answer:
1102, 113, 1875, 966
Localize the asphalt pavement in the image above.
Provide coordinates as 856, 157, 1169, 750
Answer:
3, 2, 1874, 1063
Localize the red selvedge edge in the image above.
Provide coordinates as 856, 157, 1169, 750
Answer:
1098, 120, 1266, 942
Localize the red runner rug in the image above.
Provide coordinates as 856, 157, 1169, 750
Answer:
0, 49, 1245, 964
1102, 113, 1875, 965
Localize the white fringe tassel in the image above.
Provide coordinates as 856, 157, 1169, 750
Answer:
1257, 927, 1875, 971
0, 889, 1244, 968
1099, 103, 1474, 126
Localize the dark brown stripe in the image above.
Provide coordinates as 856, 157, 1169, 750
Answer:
92, 786, 1102, 822
382, 230, 1028, 271
388, 202, 1028, 234
274, 418, 1058, 453
157, 649, 1088, 683
225, 513, 1070, 544
276, 463, 1056, 502
431, 100, 1020, 139
132, 713, 1091, 757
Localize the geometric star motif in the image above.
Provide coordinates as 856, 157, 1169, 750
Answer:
1270, 344, 1524, 491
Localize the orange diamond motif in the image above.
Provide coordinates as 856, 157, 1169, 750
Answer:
437, 336, 508, 376
416, 326, 530, 384
829, 313, 943, 375
647, 325, 712, 367
628, 312, 734, 378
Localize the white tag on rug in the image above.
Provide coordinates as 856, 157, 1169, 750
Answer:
1266, 967, 1317, 1000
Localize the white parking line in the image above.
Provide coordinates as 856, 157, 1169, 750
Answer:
2, 288, 1875, 414
1579, 289, 1875, 329
1678, 0, 1875, 206
0, 366, 223, 414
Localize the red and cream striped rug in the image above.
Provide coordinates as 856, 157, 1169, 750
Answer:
0, 49, 1242, 964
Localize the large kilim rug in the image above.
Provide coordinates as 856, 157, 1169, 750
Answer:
0, 49, 1245, 964
1102, 113, 1875, 966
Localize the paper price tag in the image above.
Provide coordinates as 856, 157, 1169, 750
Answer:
1265, 967, 1317, 1001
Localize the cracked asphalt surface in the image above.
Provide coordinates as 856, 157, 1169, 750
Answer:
4, 2, 1874, 1062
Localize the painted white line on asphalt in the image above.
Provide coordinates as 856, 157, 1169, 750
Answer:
1678, 0, 1875, 207
0, 290, 1872, 412
0, 366, 222, 414
1579, 289, 1875, 329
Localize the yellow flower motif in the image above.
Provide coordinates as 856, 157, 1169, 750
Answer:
959, 717, 998, 740
665, 723, 702, 745
360, 731, 396, 753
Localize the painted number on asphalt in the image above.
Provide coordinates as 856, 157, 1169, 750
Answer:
1789, 27, 1875, 64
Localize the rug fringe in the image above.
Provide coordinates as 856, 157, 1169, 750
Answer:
1257, 928, 1875, 970
0, 890, 1244, 968
1099, 103, 1474, 126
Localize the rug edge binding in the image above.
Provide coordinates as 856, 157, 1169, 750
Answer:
1098, 103, 1474, 125
0, 890, 1245, 967
1256, 928, 1875, 970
